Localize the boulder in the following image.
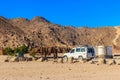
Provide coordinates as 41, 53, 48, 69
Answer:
115, 59, 120, 65
9, 56, 16, 62
97, 58, 106, 64
37, 57, 48, 62
107, 59, 116, 65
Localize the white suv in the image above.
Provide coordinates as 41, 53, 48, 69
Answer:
62, 46, 95, 62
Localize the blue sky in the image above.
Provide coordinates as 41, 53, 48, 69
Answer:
0, 0, 120, 27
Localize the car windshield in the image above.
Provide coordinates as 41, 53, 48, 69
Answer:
70, 49, 75, 53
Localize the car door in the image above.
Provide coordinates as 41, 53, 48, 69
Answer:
80, 47, 87, 59
75, 48, 81, 58
69, 49, 75, 57
87, 48, 94, 58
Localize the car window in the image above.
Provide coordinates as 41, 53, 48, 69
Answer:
88, 48, 91, 53
88, 48, 95, 53
81, 48, 85, 52
70, 49, 75, 53
76, 48, 80, 52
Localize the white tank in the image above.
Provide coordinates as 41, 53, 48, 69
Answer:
97, 46, 106, 57
93, 46, 98, 57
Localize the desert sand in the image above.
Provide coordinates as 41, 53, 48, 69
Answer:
0, 55, 120, 80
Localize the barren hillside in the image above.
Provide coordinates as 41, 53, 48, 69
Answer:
0, 16, 119, 53
0, 17, 29, 48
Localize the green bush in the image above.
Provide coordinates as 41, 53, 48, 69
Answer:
4, 47, 14, 56
14, 47, 20, 54
14, 45, 28, 54
19, 44, 28, 54
4, 45, 28, 56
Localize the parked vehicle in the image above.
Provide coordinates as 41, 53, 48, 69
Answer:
62, 46, 95, 63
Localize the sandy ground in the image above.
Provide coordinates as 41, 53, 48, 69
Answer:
0, 55, 120, 80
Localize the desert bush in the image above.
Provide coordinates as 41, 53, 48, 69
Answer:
13, 45, 28, 56
14, 47, 20, 54
29, 48, 38, 57
4, 45, 28, 56
4, 47, 14, 56
19, 45, 28, 54
30, 51, 36, 58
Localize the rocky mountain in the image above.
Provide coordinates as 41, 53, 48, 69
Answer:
0, 17, 29, 48
0, 16, 119, 53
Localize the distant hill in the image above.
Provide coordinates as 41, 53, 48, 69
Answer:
0, 16, 119, 53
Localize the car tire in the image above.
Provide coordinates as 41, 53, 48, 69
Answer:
78, 56, 83, 61
62, 56, 68, 63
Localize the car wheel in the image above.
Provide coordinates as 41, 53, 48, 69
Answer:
78, 56, 83, 61
62, 56, 68, 63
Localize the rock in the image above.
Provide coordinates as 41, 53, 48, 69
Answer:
88, 60, 95, 64
115, 59, 120, 65
27, 57, 33, 61
107, 59, 116, 65
37, 58, 43, 62
37, 57, 48, 62
97, 58, 106, 64
4, 59, 9, 62
9, 57, 16, 62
